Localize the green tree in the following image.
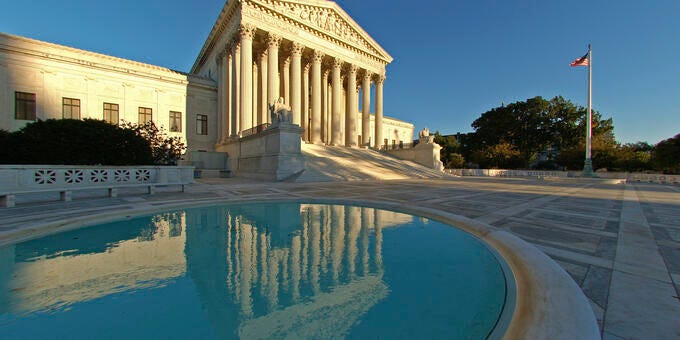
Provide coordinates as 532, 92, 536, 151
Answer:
471, 96, 615, 169
651, 134, 680, 174
614, 142, 653, 172
121, 121, 186, 165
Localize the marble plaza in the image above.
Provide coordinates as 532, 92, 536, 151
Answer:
1, 177, 679, 338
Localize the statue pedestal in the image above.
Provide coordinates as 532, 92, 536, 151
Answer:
237, 123, 305, 181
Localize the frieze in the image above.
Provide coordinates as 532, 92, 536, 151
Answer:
244, 1, 387, 71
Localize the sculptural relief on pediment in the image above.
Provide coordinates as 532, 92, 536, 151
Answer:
248, 0, 389, 61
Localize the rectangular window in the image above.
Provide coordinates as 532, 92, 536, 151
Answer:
138, 107, 153, 124
196, 114, 208, 135
15, 92, 36, 120
103, 103, 119, 124
62, 97, 81, 119
169, 111, 182, 132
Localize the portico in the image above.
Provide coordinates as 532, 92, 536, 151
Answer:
192, 0, 393, 148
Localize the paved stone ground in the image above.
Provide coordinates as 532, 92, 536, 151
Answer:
1, 177, 679, 338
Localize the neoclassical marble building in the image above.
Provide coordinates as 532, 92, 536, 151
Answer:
0, 0, 414, 156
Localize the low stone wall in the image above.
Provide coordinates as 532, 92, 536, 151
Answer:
237, 123, 305, 181
445, 168, 680, 184
388, 142, 444, 171
0, 165, 194, 207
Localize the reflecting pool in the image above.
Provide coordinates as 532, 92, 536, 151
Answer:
0, 202, 510, 338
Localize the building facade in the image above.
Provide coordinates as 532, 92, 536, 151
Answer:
0, 0, 413, 154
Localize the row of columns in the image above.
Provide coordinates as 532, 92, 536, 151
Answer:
215, 24, 385, 148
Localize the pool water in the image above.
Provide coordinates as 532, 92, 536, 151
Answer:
0, 202, 511, 339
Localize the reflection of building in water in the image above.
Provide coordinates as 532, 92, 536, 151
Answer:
0, 203, 413, 338
0, 212, 187, 314
186, 203, 413, 338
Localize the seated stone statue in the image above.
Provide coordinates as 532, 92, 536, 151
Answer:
418, 127, 434, 144
268, 97, 293, 127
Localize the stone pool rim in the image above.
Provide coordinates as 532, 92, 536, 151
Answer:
0, 196, 600, 339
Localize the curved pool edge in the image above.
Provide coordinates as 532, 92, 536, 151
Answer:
0, 196, 600, 339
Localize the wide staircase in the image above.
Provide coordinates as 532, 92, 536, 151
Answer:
293, 143, 448, 182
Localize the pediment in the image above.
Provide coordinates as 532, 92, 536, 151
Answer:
249, 0, 393, 63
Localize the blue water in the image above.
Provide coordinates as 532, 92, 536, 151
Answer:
0, 202, 509, 339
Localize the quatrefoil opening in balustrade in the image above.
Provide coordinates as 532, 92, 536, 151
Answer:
90, 170, 109, 183
65, 169, 84, 184
136, 169, 151, 182
34, 170, 57, 185
114, 169, 131, 182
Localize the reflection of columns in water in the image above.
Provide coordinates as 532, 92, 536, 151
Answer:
347, 206, 361, 279
310, 206, 321, 294
361, 208, 370, 276
280, 248, 290, 293
234, 217, 241, 302
320, 206, 330, 274
301, 208, 309, 282
239, 223, 253, 317
259, 232, 268, 296
331, 205, 346, 283
374, 209, 383, 271
291, 235, 301, 303
267, 246, 279, 311
227, 213, 234, 290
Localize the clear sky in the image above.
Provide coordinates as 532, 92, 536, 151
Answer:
1, 0, 678, 144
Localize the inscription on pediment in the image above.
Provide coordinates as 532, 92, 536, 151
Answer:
255, 0, 383, 58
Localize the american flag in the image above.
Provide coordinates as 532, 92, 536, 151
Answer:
570, 53, 589, 67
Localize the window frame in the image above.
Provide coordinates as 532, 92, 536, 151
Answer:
138, 107, 153, 124
196, 114, 208, 135
14, 91, 36, 120
169, 111, 182, 132
62, 97, 81, 120
103, 102, 119, 125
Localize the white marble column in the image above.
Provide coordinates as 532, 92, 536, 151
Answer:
374, 74, 385, 149
331, 58, 343, 146
252, 61, 258, 128
231, 42, 241, 138
346, 64, 358, 147
267, 33, 282, 105
311, 50, 324, 143
258, 51, 268, 125
283, 57, 291, 106
224, 50, 232, 141
290, 42, 303, 126
322, 70, 329, 143
216, 54, 224, 144
240, 25, 255, 133
361, 71, 371, 147
302, 63, 310, 141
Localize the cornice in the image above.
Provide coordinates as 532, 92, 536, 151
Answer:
190, 0, 240, 74
0, 32, 189, 85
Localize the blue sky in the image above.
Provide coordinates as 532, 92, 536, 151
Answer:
2, 0, 678, 144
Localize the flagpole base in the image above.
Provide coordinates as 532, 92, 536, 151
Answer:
582, 159, 595, 177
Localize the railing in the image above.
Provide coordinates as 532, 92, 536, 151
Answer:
240, 123, 271, 138
0, 165, 194, 207
382, 141, 417, 151
444, 169, 680, 184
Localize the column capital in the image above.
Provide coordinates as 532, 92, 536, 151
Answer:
303, 62, 311, 73
312, 50, 325, 63
258, 49, 268, 61
291, 42, 305, 56
362, 70, 373, 81
346, 64, 359, 74
239, 24, 257, 40
231, 40, 241, 53
332, 57, 343, 69
283, 56, 291, 67
373, 74, 386, 84
266, 33, 282, 48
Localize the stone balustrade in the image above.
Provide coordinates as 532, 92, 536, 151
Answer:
0, 165, 194, 207
445, 169, 679, 184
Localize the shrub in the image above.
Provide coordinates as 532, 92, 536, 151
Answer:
0, 119, 154, 165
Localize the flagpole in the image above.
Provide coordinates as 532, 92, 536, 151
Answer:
583, 43, 594, 176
